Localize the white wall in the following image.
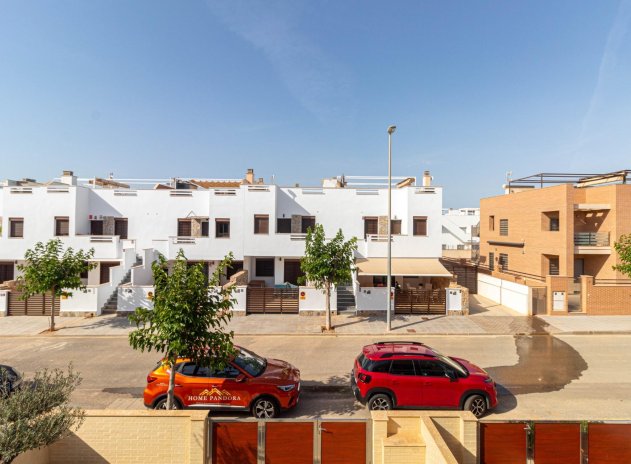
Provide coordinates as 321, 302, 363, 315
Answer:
356, 287, 389, 311
0, 290, 8, 316
131, 249, 156, 286
477, 273, 531, 315
118, 286, 154, 312
298, 287, 338, 312
231, 286, 247, 311
60, 287, 99, 313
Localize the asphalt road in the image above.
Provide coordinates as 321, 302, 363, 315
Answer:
1, 334, 630, 420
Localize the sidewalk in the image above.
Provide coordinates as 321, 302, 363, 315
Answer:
2, 295, 631, 337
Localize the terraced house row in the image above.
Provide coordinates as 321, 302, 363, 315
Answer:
0, 168, 460, 317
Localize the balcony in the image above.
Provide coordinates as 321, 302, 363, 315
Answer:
574, 232, 611, 255
362, 234, 441, 259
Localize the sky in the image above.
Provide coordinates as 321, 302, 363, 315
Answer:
1, 0, 631, 207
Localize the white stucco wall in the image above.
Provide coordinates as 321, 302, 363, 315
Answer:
356, 287, 389, 311
298, 287, 338, 312
477, 273, 531, 315
118, 286, 154, 312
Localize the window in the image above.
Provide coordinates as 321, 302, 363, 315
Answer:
489, 216, 495, 231
201, 220, 209, 237
210, 365, 240, 379
254, 215, 269, 234
499, 253, 508, 271
114, 218, 128, 239
277, 218, 291, 234
415, 360, 447, 377
0, 263, 14, 283
549, 256, 560, 276
389, 360, 415, 376
489, 252, 495, 271
499, 219, 508, 236
90, 220, 104, 236
364, 217, 378, 237
301, 216, 316, 234
178, 219, 192, 237
391, 220, 402, 235
413, 217, 427, 236
255, 258, 274, 277
358, 355, 391, 373
9, 218, 23, 238
549, 217, 559, 231
215, 219, 230, 238
179, 363, 211, 377
55, 217, 69, 236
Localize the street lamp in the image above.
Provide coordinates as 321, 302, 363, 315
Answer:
386, 124, 396, 332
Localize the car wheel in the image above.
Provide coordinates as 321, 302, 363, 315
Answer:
154, 397, 182, 410
464, 394, 487, 418
252, 397, 279, 419
368, 393, 393, 411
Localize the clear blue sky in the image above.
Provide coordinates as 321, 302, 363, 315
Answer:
1, 1, 630, 207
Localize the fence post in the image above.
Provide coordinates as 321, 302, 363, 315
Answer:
257, 421, 265, 464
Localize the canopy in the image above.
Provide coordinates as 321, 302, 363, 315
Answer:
355, 258, 452, 277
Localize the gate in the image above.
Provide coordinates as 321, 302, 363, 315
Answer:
440, 259, 478, 294
480, 421, 631, 463
394, 289, 445, 314
246, 287, 299, 314
7, 291, 60, 316
208, 419, 370, 464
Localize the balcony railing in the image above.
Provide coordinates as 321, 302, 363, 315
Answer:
574, 232, 610, 246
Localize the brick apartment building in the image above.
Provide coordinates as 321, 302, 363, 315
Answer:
478, 171, 631, 315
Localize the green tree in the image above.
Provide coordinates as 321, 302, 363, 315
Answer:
17, 239, 96, 332
0, 365, 84, 464
300, 224, 357, 331
613, 234, 631, 277
128, 250, 236, 409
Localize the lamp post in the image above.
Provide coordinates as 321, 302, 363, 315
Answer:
386, 124, 396, 332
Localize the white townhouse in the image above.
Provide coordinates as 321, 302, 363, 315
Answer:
441, 208, 480, 260
0, 169, 454, 317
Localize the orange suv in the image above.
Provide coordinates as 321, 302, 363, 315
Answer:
143, 346, 300, 418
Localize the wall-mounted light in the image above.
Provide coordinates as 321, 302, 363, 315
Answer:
278, 257, 282, 261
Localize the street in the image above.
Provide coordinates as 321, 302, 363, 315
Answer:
1, 334, 630, 420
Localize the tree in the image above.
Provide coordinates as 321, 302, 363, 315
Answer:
300, 224, 357, 331
0, 365, 84, 464
128, 250, 236, 409
17, 239, 96, 332
613, 234, 631, 277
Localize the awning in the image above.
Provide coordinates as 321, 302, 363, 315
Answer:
355, 258, 453, 277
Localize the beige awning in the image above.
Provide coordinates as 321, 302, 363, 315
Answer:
355, 258, 453, 277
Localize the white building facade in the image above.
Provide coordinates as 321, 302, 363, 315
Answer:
441, 208, 480, 260
0, 170, 452, 316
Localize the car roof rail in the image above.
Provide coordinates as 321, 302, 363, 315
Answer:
375, 341, 425, 346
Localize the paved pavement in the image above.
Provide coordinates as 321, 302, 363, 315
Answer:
2, 295, 631, 337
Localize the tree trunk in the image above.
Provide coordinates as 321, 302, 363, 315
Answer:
50, 290, 56, 332
325, 285, 331, 331
167, 361, 176, 409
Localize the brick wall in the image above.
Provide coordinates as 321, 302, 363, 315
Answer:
583, 276, 631, 315
14, 410, 206, 464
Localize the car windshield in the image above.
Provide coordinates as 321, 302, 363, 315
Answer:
233, 348, 267, 377
428, 348, 468, 376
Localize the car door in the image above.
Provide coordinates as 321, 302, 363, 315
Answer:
388, 359, 425, 406
176, 362, 213, 408
208, 364, 251, 410
415, 360, 460, 407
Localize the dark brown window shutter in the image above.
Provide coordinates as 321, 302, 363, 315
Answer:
10, 219, 24, 238
413, 217, 427, 236
178, 220, 192, 237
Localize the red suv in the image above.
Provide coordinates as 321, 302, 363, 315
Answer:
144, 346, 300, 418
351, 341, 497, 417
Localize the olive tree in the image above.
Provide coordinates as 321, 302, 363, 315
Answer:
613, 233, 631, 277
300, 224, 357, 331
17, 239, 95, 331
128, 250, 236, 409
0, 365, 84, 464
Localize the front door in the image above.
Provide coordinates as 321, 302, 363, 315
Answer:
283, 260, 304, 285
574, 258, 584, 279
415, 360, 460, 407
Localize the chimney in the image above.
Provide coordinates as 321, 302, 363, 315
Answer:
61, 170, 77, 186
422, 170, 432, 187
245, 168, 254, 185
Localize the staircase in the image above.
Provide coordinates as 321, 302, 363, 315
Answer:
336, 286, 356, 311
101, 268, 133, 315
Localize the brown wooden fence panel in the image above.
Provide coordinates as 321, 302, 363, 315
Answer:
321, 421, 366, 464
265, 421, 313, 464
395, 289, 445, 315
440, 259, 478, 294
480, 423, 527, 464
534, 423, 580, 464
211, 422, 257, 464
246, 288, 299, 314
8, 291, 60, 316
588, 424, 631, 463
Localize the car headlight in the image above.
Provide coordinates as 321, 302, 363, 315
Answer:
277, 384, 296, 392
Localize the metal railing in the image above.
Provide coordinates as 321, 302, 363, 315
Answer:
574, 232, 610, 246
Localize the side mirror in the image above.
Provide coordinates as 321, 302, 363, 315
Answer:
235, 374, 246, 383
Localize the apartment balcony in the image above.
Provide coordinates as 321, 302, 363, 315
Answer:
362, 234, 441, 259
574, 232, 611, 255
0, 234, 123, 260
